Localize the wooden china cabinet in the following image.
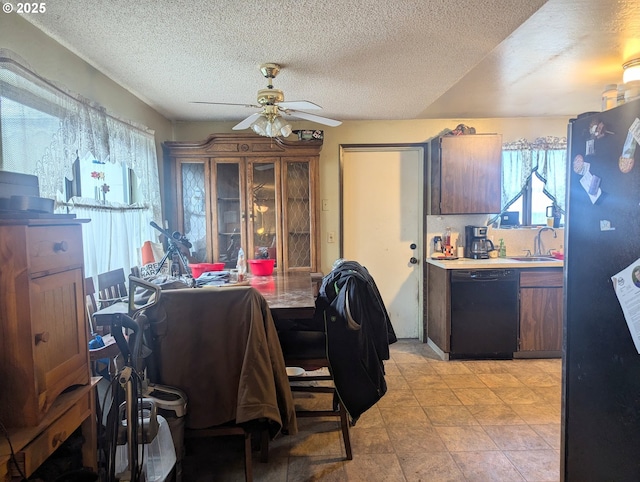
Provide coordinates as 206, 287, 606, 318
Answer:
163, 133, 322, 272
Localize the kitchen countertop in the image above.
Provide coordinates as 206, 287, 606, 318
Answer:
426, 257, 563, 269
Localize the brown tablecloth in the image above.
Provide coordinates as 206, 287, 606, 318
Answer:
145, 286, 297, 436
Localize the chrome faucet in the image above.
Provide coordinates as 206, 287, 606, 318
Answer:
533, 227, 557, 256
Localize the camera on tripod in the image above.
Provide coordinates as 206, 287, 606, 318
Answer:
150, 221, 193, 278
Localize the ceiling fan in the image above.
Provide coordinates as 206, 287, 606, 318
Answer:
192, 63, 342, 138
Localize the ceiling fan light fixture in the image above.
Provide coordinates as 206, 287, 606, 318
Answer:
250, 115, 269, 136
250, 113, 292, 138
272, 116, 292, 137
622, 58, 640, 84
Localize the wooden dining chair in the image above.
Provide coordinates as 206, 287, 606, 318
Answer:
279, 329, 353, 460
85, 277, 100, 335
85, 276, 120, 378
97, 267, 127, 308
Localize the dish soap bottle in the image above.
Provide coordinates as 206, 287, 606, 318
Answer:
236, 247, 247, 281
443, 227, 452, 249
498, 239, 507, 258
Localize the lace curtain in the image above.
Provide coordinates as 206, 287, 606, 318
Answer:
501, 136, 567, 213
0, 49, 162, 276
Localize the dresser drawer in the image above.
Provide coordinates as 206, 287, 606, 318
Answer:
10, 389, 92, 478
28, 225, 83, 274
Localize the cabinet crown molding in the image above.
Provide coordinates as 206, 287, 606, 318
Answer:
164, 133, 323, 157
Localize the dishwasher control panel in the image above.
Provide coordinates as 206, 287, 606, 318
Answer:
451, 269, 517, 281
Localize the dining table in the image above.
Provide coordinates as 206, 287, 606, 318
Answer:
248, 271, 316, 320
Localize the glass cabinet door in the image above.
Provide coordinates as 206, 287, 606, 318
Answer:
179, 161, 207, 262
247, 158, 279, 265
283, 159, 314, 270
213, 160, 244, 268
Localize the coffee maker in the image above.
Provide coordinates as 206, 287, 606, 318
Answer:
465, 225, 494, 259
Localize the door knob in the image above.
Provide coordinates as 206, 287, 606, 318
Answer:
410, 243, 417, 250
409, 257, 418, 264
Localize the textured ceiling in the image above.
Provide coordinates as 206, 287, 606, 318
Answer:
17, 0, 640, 124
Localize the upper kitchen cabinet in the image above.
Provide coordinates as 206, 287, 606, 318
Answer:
428, 134, 502, 214
163, 134, 322, 272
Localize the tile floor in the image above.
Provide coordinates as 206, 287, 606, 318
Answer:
181, 339, 562, 481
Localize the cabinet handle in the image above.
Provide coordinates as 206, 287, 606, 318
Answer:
35, 331, 50, 344
54, 240, 68, 252
241, 212, 245, 220
52, 430, 67, 448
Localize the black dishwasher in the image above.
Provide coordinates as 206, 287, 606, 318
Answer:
450, 269, 518, 359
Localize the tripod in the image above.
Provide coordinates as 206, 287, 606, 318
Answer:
155, 240, 192, 277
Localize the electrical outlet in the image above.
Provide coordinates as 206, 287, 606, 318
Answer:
327, 231, 335, 243
322, 199, 329, 211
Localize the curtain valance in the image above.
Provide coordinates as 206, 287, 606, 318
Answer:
0, 48, 161, 222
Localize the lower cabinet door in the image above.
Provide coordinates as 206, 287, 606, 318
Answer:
519, 286, 563, 351
31, 268, 90, 417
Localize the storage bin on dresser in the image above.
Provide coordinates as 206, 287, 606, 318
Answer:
0, 218, 90, 427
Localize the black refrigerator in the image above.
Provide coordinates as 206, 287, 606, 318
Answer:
564, 99, 640, 480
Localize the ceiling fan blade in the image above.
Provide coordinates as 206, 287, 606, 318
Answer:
233, 113, 262, 130
286, 109, 342, 127
191, 101, 261, 109
277, 100, 322, 110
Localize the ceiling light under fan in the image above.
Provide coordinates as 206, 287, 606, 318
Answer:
250, 105, 292, 138
192, 63, 341, 138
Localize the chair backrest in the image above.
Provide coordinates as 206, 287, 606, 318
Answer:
85, 277, 99, 335
97, 268, 127, 307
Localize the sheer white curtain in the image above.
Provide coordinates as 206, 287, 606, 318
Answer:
501, 136, 567, 213
534, 144, 567, 211
501, 139, 535, 213
72, 202, 155, 278
0, 49, 161, 277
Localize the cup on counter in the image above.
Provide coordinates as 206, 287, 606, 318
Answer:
229, 269, 239, 283
489, 250, 498, 258
444, 245, 454, 257
457, 246, 465, 258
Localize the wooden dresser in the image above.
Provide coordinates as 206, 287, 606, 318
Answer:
0, 217, 97, 479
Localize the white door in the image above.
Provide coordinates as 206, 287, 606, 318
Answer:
341, 146, 423, 339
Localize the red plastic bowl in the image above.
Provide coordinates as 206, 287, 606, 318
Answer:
190, 262, 225, 278
248, 259, 275, 276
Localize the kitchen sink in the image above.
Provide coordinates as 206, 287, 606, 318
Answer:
508, 256, 558, 262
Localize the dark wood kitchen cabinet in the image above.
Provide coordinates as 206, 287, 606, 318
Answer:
427, 134, 502, 214
518, 269, 563, 356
